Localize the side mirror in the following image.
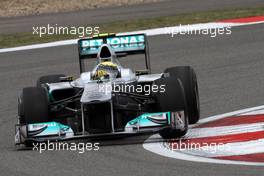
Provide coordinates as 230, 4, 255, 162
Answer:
60, 76, 73, 82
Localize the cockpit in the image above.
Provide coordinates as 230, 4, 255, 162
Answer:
91, 44, 122, 81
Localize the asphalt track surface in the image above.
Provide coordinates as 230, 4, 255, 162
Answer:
0, 23, 264, 175
1, 0, 264, 34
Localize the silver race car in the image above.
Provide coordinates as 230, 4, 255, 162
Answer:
15, 33, 200, 146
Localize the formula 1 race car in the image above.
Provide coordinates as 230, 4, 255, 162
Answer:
15, 33, 200, 146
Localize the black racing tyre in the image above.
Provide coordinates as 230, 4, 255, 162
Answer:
164, 66, 200, 124
18, 94, 24, 121
154, 77, 188, 139
36, 74, 65, 87
19, 87, 49, 124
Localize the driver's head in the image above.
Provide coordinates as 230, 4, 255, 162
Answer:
92, 61, 119, 80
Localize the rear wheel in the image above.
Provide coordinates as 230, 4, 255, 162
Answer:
154, 77, 188, 139
36, 74, 65, 87
19, 87, 49, 124
164, 66, 200, 124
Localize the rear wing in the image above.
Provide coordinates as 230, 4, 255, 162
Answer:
77, 33, 150, 73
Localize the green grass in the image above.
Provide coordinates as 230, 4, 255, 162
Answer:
1, 6, 264, 48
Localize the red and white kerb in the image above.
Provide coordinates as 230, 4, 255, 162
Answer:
144, 106, 264, 166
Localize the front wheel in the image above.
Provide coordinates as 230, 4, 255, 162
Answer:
153, 77, 188, 139
18, 87, 49, 124
164, 66, 200, 124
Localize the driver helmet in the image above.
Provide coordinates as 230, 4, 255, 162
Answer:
92, 61, 119, 80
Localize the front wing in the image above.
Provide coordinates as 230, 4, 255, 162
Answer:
15, 111, 185, 145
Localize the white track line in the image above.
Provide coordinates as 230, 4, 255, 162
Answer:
186, 122, 264, 138
242, 109, 264, 116
1, 21, 264, 53
143, 105, 264, 166
193, 105, 264, 126
0, 39, 77, 53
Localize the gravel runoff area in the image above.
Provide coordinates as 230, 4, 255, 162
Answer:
0, 0, 163, 18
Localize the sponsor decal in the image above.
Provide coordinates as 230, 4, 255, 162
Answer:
126, 112, 169, 128
80, 35, 145, 55
106, 35, 145, 48
28, 122, 74, 137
